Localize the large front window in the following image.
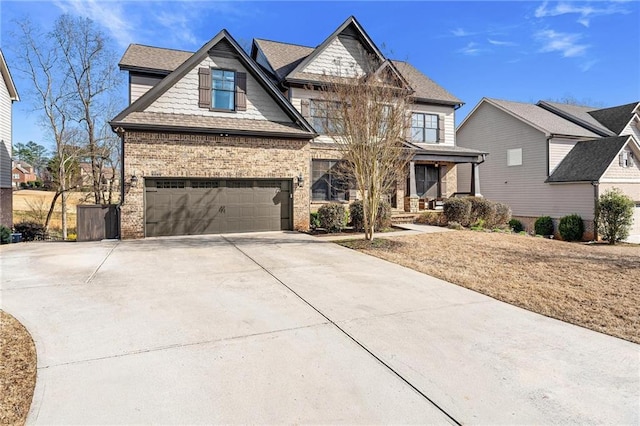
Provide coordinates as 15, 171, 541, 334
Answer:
310, 100, 341, 134
212, 69, 235, 110
411, 113, 438, 143
408, 164, 439, 198
312, 160, 350, 201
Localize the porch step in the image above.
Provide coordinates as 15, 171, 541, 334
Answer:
391, 213, 421, 224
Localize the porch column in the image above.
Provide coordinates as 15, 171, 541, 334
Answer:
472, 163, 482, 197
409, 161, 419, 212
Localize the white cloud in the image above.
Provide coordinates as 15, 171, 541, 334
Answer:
488, 38, 517, 47
536, 29, 589, 57
458, 42, 482, 56
534, 1, 630, 27
451, 27, 473, 37
52, 0, 135, 47
579, 59, 598, 72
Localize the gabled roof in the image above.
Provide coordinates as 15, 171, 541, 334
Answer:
536, 101, 614, 137
252, 39, 314, 81
546, 135, 632, 183
285, 16, 384, 82
588, 102, 640, 135
119, 44, 192, 74
391, 61, 462, 106
0, 49, 19, 101
111, 30, 314, 137
459, 98, 600, 138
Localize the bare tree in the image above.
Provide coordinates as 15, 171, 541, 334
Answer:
52, 15, 121, 204
317, 56, 413, 240
13, 18, 81, 239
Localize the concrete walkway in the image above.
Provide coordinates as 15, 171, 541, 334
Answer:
1, 232, 638, 424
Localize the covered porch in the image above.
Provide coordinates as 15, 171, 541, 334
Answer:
398, 143, 487, 213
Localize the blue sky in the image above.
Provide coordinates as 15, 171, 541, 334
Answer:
1, 0, 639, 151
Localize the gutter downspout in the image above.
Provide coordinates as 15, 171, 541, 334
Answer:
592, 180, 599, 241
115, 127, 125, 239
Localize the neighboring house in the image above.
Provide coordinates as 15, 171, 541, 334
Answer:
0, 49, 19, 228
111, 16, 485, 238
457, 98, 640, 239
12, 161, 38, 188
76, 162, 119, 192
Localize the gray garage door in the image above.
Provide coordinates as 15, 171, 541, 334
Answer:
145, 179, 291, 237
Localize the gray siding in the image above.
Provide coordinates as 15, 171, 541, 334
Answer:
548, 138, 577, 174
0, 74, 11, 188
457, 102, 596, 220
302, 37, 368, 77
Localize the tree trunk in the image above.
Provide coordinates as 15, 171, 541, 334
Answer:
44, 191, 62, 234
61, 191, 68, 240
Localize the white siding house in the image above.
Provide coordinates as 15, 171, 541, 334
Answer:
0, 49, 19, 228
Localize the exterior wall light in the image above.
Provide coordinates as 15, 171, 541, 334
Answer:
297, 173, 304, 188
130, 175, 139, 187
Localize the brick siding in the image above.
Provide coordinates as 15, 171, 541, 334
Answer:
121, 131, 310, 238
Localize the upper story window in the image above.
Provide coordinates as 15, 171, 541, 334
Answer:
619, 150, 635, 168
212, 69, 235, 111
310, 100, 342, 134
198, 67, 247, 112
411, 113, 439, 143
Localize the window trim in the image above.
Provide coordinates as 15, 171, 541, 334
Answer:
411, 112, 439, 143
211, 68, 236, 112
311, 159, 351, 202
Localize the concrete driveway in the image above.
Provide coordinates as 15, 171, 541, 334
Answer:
1, 232, 638, 424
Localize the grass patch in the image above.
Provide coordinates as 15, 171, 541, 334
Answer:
339, 231, 640, 344
0, 310, 37, 425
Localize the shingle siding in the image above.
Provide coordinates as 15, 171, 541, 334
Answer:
301, 37, 368, 77
146, 56, 291, 123
457, 102, 596, 220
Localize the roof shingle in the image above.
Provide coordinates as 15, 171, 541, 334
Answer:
119, 44, 192, 73
253, 39, 314, 81
588, 102, 639, 135
547, 136, 630, 182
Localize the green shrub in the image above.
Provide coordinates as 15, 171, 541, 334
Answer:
509, 219, 524, 233
471, 218, 486, 230
597, 188, 635, 244
443, 197, 471, 226
317, 203, 346, 233
468, 197, 496, 226
349, 200, 364, 231
0, 225, 10, 244
309, 212, 320, 230
349, 200, 392, 231
14, 221, 45, 242
415, 211, 446, 226
534, 216, 554, 236
559, 214, 584, 241
493, 203, 512, 227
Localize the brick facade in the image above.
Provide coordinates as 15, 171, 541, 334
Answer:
513, 215, 596, 241
120, 131, 311, 239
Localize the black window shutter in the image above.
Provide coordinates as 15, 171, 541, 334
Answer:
198, 68, 211, 108
236, 72, 247, 111
438, 115, 445, 143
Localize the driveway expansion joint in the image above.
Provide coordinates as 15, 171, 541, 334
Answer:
222, 236, 462, 426
85, 242, 120, 284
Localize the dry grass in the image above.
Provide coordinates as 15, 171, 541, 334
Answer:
0, 310, 37, 425
341, 231, 640, 344
12, 190, 90, 229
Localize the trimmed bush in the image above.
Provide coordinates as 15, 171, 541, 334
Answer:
14, 221, 45, 242
415, 211, 446, 226
443, 197, 471, 226
559, 214, 585, 241
509, 219, 524, 233
534, 216, 554, 236
493, 203, 512, 227
0, 225, 10, 244
468, 197, 496, 226
349, 200, 392, 231
309, 212, 320, 230
597, 188, 635, 244
317, 203, 346, 233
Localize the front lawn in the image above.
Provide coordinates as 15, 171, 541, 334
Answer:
340, 231, 640, 344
